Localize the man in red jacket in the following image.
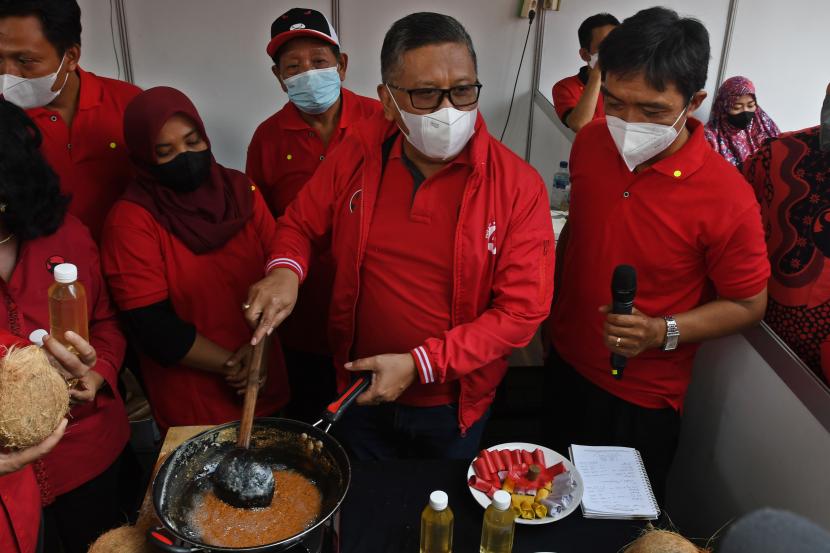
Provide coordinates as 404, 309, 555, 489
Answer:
0, 0, 141, 242
245, 12, 554, 459
246, 7, 383, 421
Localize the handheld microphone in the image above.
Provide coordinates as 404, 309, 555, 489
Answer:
610, 264, 636, 379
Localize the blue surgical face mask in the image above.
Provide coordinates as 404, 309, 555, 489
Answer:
283, 66, 341, 114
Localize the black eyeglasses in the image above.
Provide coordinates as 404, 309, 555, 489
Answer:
386, 82, 483, 110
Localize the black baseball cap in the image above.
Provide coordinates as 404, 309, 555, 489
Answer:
267, 8, 340, 59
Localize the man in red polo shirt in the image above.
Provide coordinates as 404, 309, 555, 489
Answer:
246, 8, 382, 421
548, 7, 769, 502
0, 0, 140, 242
245, 12, 554, 459
551, 13, 618, 133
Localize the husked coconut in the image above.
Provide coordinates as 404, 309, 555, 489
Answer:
87, 525, 156, 553
0, 345, 69, 448
625, 528, 707, 553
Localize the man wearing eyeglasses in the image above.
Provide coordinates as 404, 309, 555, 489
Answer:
244, 12, 555, 459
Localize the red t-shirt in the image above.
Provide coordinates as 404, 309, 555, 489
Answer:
354, 136, 468, 407
550, 118, 770, 411
101, 187, 289, 432
246, 88, 383, 355
26, 68, 141, 242
0, 216, 129, 501
0, 331, 39, 553
552, 68, 604, 126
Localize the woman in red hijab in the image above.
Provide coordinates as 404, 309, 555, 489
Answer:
704, 76, 781, 169
101, 87, 290, 433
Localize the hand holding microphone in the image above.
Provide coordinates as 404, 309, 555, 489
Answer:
602, 265, 669, 378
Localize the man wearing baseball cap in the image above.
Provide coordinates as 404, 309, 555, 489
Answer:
246, 8, 381, 421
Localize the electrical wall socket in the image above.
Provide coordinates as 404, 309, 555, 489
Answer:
519, 0, 538, 18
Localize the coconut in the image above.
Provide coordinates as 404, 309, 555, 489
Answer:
0, 345, 69, 448
87, 525, 156, 553
625, 528, 705, 553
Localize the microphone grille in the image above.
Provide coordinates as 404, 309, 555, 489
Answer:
612, 264, 637, 292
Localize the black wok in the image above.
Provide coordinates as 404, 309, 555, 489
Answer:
147, 377, 369, 552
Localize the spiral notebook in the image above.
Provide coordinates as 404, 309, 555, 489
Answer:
569, 444, 660, 520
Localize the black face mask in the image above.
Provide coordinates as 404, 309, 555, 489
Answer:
149, 149, 212, 193
727, 110, 754, 130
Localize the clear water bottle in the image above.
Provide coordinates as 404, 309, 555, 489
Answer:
480, 490, 515, 553
551, 161, 570, 211
420, 490, 453, 553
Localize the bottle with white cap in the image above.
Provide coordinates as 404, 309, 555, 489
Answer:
420, 490, 453, 553
48, 263, 89, 353
479, 489, 515, 553
28, 329, 49, 347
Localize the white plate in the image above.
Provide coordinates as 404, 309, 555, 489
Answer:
466, 441, 583, 525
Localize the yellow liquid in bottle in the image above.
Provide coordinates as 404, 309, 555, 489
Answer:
420, 503, 453, 553
479, 504, 515, 553
48, 280, 89, 354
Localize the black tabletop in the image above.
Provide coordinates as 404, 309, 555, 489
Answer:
340, 459, 647, 553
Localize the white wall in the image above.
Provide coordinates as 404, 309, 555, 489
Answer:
72, 1, 540, 172
722, 0, 827, 133
667, 330, 830, 535
77, 0, 122, 79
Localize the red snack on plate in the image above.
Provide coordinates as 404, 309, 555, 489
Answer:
521, 450, 533, 466
511, 450, 523, 467
493, 450, 506, 471
499, 449, 513, 470
480, 449, 498, 475
546, 461, 566, 480
468, 476, 498, 498
532, 448, 545, 467
473, 457, 493, 480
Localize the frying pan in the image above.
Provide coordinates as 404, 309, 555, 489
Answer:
147, 377, 370, 553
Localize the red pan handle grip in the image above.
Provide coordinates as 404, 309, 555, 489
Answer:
146, 527, 200, 552
323, 376, 371, 424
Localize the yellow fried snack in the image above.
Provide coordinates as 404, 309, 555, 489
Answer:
520, 507, 535, 520
502, 476, 516, 494
535, 488, 550, 502
533, 503, 548, 518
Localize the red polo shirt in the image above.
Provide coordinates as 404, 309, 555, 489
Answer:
0, 331, 39, 553
354, 136, 468, 407
552, 67, 604, 126
550, 118, 769, 411
26, 68, 141, 242
246, 88, 382, 355
0, 216, 129, 502
101, 187, 290, 432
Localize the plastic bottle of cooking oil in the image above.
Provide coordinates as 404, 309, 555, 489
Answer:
480, 490, 515, 553
48, 263, 88, 353
420, 490, 453, 553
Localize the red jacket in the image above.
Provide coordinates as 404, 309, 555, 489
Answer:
267, 113, 555, 432
0, 331, 40, 553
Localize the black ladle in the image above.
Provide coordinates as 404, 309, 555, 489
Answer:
212, 341, 274, 508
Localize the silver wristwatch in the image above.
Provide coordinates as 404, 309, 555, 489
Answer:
663, 316, 679, 351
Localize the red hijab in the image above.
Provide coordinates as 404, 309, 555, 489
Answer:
121, 87, 253, 254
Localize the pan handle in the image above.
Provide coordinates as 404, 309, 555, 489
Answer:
318, 376, 371, 430
146, 527, 202, 553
